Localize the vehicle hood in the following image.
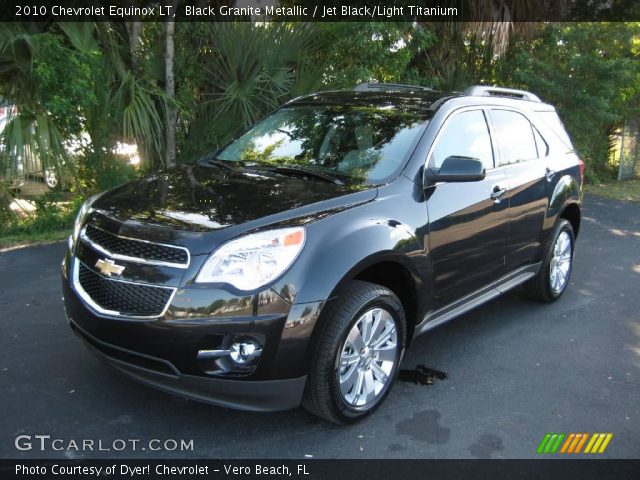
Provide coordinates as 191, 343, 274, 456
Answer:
92, 164, 376, 253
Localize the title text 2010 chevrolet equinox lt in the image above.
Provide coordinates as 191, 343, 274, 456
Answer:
62, 84, 583, 423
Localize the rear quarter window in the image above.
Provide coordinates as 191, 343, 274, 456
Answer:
536, 111, 573, 149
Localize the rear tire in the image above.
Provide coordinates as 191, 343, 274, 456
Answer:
302, 281, 406, 424
524, 219, 575, 302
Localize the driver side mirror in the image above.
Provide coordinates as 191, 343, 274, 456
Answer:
425, 156, 486, 185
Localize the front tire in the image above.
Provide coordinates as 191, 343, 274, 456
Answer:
302, 281, 406, 424
524, 219, 575, 302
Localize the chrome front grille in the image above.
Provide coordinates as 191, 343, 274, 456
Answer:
81, 224, 189, 268
73, 261, 176, 319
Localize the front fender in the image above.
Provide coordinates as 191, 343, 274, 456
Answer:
273, 210, 424, 305
268, 199, 428, 377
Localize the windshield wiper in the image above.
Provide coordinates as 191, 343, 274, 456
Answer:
262, 165, 344, 185
200, 158, 238, 171
201, 158, 344, 185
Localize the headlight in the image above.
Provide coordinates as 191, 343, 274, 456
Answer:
195, 227, 305, 291
70, 193, 103, 246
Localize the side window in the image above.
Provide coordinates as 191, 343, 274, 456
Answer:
533, 126, 549, 157
431, 110, 494, 169
537, 111, 573, 148
490, 110, 538, 166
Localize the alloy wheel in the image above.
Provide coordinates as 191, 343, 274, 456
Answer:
337, 307, 398, 408
549, 230, 572, 294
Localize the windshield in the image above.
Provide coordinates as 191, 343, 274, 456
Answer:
215, 104, 431, 184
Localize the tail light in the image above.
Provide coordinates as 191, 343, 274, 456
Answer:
579, 158, 585, 183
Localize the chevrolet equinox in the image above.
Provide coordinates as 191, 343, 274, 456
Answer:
62, 84, 583, 423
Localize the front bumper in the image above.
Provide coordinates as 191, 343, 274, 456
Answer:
62, 252, 325, 411
69, 319, 306, 411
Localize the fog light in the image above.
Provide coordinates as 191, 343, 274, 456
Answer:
197, 334, 265, 376
229, 341, 262, 365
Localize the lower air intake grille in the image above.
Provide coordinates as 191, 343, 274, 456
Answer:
78, 263, 173, 317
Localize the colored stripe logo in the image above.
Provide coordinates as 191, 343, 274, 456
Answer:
537, 433, 613, 454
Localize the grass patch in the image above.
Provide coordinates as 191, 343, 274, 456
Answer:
585, 178, 640, 202
0, 229, 69, 250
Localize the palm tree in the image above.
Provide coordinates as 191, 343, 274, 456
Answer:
174, 22, 322, 158
466, 0, 569, 56
165, 17, 177, 169
0, 22, 168, 206
0, 24, 67, 182
404, 0, 569, 89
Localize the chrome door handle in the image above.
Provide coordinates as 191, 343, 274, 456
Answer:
490, 187, 507, 203
545, 168, 556, 182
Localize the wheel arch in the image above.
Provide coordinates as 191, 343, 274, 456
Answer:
326, 252, 424, 345
543, 173, 581, 246
559, 202, 581, 238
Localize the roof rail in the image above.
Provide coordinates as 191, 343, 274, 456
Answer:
354, 83, 433, 92
463, 85, 541, 103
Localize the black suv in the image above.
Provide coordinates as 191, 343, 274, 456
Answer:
62, 84, 583, 423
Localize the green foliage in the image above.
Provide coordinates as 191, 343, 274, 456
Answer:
312, 23, 425, 87
59, 22, 169, 169
173, 23, 324, 160
0, 182, 15, 225
403, 23, 474, 90
0, 25, 69, 182
2, 20, 639, 240
172, 23, 438, 161
493, 23, 640, 181
32, 32, 96, 137
0, 193, 83, 239
78, 152, 139, 193
0, 22, 168, 195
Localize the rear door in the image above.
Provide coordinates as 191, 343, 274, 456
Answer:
488, 108, 550, 270
426, 108, 509, 307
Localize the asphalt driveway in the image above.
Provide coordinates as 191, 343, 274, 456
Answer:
1, 195, 639, 459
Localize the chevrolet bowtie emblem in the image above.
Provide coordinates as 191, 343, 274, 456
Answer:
95, 258, 125, 277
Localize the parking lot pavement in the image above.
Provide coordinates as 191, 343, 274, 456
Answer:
1, 195, 638, 459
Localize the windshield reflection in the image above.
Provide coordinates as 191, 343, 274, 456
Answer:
216, 104, 431, 184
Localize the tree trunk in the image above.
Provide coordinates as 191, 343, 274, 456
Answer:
626, 116, 639, 177
165, 20, 176, 169
126, 21, 143, 64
